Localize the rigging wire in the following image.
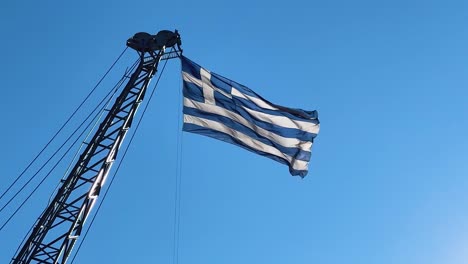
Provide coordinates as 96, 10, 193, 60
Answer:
172, 57, 184, 264
0, 59, 140, 233
70, 50, 172, 264
0, 47, 128, 203
47, 59, 140, 204
0, 73, 124, 232
0, 75, 123, 212
9, 58, 140, 258
0, 65, 131, 216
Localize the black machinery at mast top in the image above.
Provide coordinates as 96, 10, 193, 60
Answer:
12, 30, 181, 264
127, 30, 182, 53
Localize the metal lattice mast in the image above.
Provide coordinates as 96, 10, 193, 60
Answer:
12, 30, 182, 264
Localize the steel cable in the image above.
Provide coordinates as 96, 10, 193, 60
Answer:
8, 58, 140, 258
0, 47, 128, 203
0, 65, 131, 232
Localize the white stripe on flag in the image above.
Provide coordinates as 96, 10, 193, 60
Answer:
231, 87, 278, 111
184, 114, 309, 172
184, 98, 312, 152
200, 68, 215, 105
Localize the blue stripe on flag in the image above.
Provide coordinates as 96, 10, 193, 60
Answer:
231, 96, 320, 124
182, 81, 205, 103
181, 57, 201, 80
210, 71, 259, 99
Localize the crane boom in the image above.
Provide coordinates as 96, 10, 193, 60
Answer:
12, 30, 181, 264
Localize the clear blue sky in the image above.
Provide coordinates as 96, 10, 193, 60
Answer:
1, 0, 468, 263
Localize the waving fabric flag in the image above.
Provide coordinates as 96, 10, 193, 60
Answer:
181, 56, 320, 177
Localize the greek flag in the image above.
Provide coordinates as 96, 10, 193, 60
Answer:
181, 56, 320, 177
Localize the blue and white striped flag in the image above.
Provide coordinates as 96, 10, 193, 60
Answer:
181, 56, 320, 177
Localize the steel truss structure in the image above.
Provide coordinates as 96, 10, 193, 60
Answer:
12, 30, 181, 264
